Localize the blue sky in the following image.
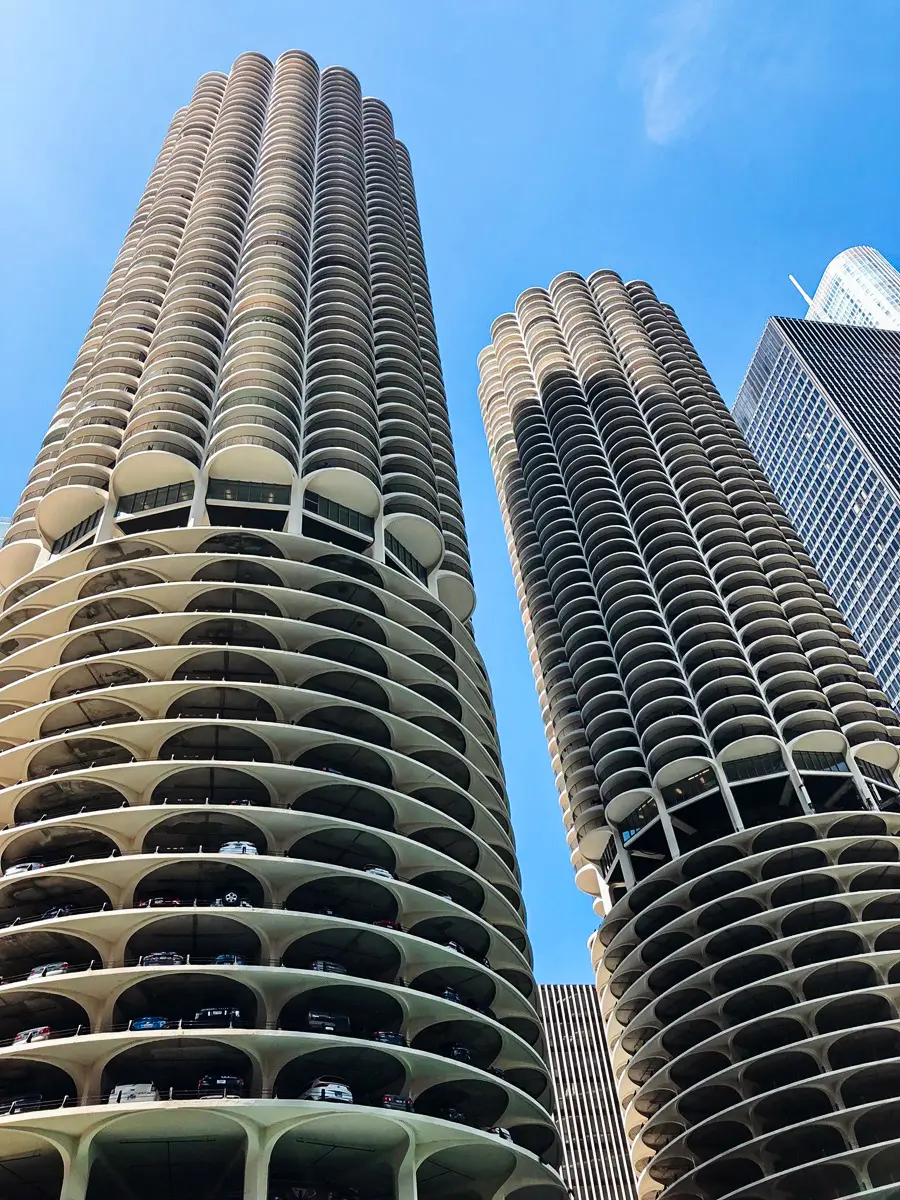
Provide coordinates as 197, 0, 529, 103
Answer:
1, 0, 897, 982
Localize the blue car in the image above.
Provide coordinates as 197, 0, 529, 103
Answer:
131, 1016, 169, 1031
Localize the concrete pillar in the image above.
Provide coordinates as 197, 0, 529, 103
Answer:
396, 1138, 419, 1200
243, 1127, 274, 1200
60, 1136, 93, 1200
187, 476, 209, 528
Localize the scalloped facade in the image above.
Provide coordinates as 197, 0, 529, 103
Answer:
0, 52, 562, 1200
3, 50, 473, 625
478, 269, 900, 1200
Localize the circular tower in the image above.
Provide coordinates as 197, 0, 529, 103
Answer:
479, 268, 900, 1200
0, 52, 562, 1200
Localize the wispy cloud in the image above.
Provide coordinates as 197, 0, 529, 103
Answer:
638, 0, 722, 145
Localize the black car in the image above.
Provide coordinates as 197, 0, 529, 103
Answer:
305, 1011, 351, 1035
371, 1030, 406, 1046
40, 904, 73, 920
438, 1106, 466, 1124
197, 1073, 244, 1098
140, 951, 185, 967
447, 1043, 471, 1063
377, 1093, 413, 1111
440, 986, 462, 1004
192, 1006, 242, 1028
488, 1065, 506, 1080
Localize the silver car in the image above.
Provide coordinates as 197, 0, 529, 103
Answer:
300, 1076, 353, 1103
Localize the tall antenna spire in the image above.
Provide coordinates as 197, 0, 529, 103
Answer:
789, 272, 817, 313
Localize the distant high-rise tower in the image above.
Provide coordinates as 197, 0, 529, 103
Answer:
735, 317, 900, 708
480, 269, 900, 1200
0, 52, 563, 1200
801, 245, 900, 328
539, 985, 636, 1200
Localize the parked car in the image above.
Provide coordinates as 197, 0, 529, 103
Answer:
447, 1044, 471, 1063
363, 865, 395, 880
12, 1026, 51, 1045
27, 962, 69, 980
39, 902, 74, 921
269, 1184, 358, 1200
140, 951, 185, 967
305, 1011, 351, 1035
488, 1127, 513, 1141
371, 1030, 406, 1046
219, 840, 258, 855
192, 1006, 242, 1028
488, 1066, 506, 1080
371, 918, 402, 931
210, 891, 251, 908
444, 940, 466, 954
40, 904, 73, 920
300, 1076, 352, 1103
440, 986, 462, 1004
227, 798, 252, 806
4, 862, 43, 877
198, 1073, 244, 1098
0, 1094, 43, 1114
131, 1017, 169, 1031
108, 1083, 160, 1104
138, 895, 182, 909
214, 952, 246, 966
310, 959, 346, 975
438, 1106, 466, 1124
377, 1093, 413, 1111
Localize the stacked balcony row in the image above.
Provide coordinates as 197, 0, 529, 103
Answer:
4, 51, 473, 620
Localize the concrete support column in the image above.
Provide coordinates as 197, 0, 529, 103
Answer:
243, 1126, 275, 1200
395, 1138, 419, 1200
653, 796, 682, 864
187, 476, 209, 528
287, 481, 305, 536
60, 1136, 93, 1200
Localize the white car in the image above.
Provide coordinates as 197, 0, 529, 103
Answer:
300, 1076, 353, 1104
108, 1082, 160, 1105
4, 862, 43, 877
219, 841, 258, 856
364, 865, 395, 880
27, 962, 69, 980
488, 1127, 513, 1141
13, 1026, 51, 1045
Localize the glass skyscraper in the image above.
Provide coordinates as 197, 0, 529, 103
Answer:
803, 245, 900, 328
734, 317, 900, 707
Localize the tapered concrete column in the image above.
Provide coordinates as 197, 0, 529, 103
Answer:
243, 1126, 274, 1200
396, 1138, 419, 1200
60, 1136, 93, 1200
